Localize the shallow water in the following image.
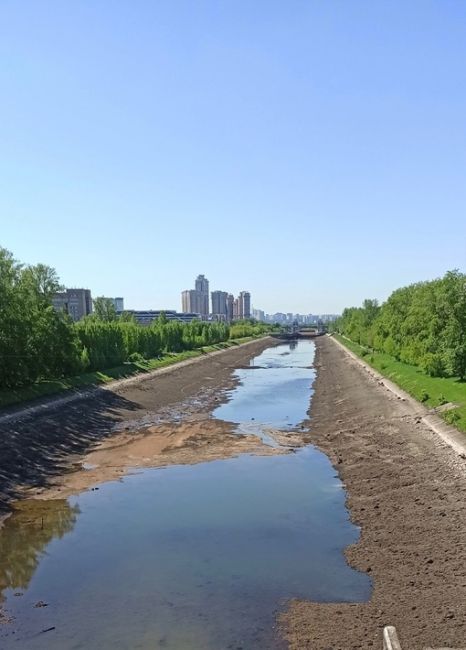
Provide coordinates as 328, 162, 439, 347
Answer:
213, 339, 315, 444
0, 340, 371, 649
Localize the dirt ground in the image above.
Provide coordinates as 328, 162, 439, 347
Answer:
0, 337, 279, 512
281, 336, 466, 650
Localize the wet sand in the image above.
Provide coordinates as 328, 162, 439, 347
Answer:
0, 337, 280, 512
38, 418, 285, 500
281, 336, 466, 650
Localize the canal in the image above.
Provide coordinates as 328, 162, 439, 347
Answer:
0, 339, 371, 649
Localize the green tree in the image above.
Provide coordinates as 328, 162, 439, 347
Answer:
441, 271, 466, 380
22, 263, 62, 303
0, 248, 27, 387
337, 270, 466, 380
119, 311, 137, 323
93, 297, 117, 322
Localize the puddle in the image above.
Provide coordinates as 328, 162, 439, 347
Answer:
0, 340, 371, 649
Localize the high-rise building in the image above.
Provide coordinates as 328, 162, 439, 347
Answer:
181, 289, 202, 315
252, 308, 265, 322
182, 276, 251, 321
195, 274, 209, 294
114, 297, 124, 312
230, 291, 251, 320
180, 275, 208, 319
239, 291, 251, 319
52, 288, 93, 321
211, 291, 228, 319
195, 274, 209, 318
181, 290, 190, 313
233, 297, 240, 320
227, 294, 234, 322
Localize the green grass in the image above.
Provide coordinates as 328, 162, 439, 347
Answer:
0, 335, 268, 411
333, 333, 466, 434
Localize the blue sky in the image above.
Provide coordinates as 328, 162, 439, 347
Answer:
1, 1, 465, 314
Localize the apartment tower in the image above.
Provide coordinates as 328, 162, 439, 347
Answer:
211, 290, 228, 320
195, 274, 209, 319
227, 294, 234, 322
238, 291, 251, 319
181, 274, 210, 319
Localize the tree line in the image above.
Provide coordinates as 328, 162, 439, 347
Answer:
0, 247, 269, 390
335, 270, 466, 379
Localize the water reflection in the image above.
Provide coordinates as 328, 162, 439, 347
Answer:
0, 500, 79, 598
0, 453, 370, 650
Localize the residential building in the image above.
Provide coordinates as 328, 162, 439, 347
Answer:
52, 292, 68, 313
182, 274, 209, 319
181, 289, 202, 315
113, 297, 124, 312
52, 288, 92, 321
252, 308, 265, 322
211, 290, 228, 319
123, 310, 200, 326
239, 291, 251, 319
233, 297, 240, 320
227, 294, 234, 322
195, 274, 209, 318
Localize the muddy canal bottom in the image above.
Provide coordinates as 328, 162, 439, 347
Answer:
0, 340, 371, 649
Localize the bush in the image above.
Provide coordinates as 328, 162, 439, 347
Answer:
444, 409, 460, 425
438, 394, 448, 406
420, 390, 429, 403
421, 353, 445, 378
80, 347, 90, 371
128, 352, 146, 364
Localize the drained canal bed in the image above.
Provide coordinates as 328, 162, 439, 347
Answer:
0, 340, 371, 649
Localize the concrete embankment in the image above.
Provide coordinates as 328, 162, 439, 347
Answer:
331, 334, 466, 459
282, 335, 466, 650
0, 337, 274, 426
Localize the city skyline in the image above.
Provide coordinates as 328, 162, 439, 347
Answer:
46, 271, 328, 316
182, 274, 252, 320
48, 268, 335, 322
51, 280, 337, 325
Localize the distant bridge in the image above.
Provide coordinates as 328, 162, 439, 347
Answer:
271, 328, 325, 340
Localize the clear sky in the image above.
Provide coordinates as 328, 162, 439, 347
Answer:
1, 1, 465, 314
